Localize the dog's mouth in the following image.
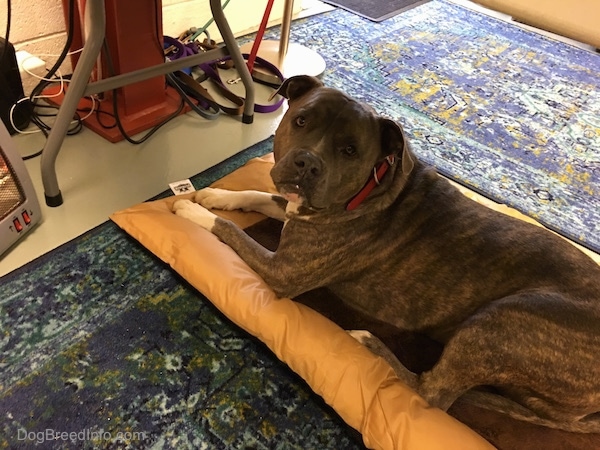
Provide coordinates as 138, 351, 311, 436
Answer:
277, 183, 328, 212
277, 183, 304, 204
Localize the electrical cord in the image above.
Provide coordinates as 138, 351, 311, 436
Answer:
1, 0, 58, 158
13, 0, 235, 152
2, 0, 35, 138
99, 0, 234, 144
1, 0, 11, 66
29, 0, 75, 101
102, 39, 185, 145
6, 0, 84, 160
11, 66, 94, 160
94, 107, 118, 130
165, 72, 219, 120
11, 70, 95, 134
112, 89, 184, 145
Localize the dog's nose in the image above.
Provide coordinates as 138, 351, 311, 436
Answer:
294, 152, 322, 178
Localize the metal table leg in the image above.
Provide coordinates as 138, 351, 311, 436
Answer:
210, 0, 255, 123
40, 0, 255, 207
41, 0, 106, 207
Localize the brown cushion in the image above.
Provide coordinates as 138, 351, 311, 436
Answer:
110, 154, 493, 450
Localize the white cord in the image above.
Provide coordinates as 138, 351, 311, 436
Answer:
10, 48, 96, 135
10, 88, 97, 135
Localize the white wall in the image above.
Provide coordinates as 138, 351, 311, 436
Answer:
0, 0, 303, 92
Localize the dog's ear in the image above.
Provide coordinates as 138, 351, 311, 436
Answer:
273, 75, 324, 101
379, 118, 414, 175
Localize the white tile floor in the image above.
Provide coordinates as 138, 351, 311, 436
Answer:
0, 0, 597, 277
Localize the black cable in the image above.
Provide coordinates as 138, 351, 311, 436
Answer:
102, 40, 185, 144
29, 0, 75, 100
1, 0, 34, 136
112, 88, 184, 144
22, 0, 195, 151
0, 0, 10, 66
22, 148, 44, 160
166, 72, 219, 119
98, 0, 221, 145
152, 0, 166, 57
94, 108, 118, 130
0, 0, 48, 161
17, 0, 80, 160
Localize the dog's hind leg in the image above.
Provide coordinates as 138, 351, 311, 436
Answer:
415, 294, 600, 433
348, 330, 419, 390
459, 390, 600, 433
349, 328, 600, 431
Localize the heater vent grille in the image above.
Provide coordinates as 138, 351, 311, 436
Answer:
0, 149, 25, 221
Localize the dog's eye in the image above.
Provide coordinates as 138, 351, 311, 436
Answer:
341, 145, 357, 157
295, 116, 306, 127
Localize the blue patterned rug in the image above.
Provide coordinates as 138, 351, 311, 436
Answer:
273, 0, 600, 253
0, 140, 365, 449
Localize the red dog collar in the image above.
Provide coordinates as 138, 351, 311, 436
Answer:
346, 155, 396, 211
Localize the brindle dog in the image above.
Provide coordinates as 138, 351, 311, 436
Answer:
173, 75, 600, 433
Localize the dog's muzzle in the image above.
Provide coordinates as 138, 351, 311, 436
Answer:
292, 151, 323, 181
272, 149, 325, 207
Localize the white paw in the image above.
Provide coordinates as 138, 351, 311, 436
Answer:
172, 199, 217, 231
347, 330, 375, 344
194, 188, 244, 211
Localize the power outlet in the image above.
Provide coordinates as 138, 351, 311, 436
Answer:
15, 50, 46, 95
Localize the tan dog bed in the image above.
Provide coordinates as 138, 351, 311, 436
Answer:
110, 154, 511, 450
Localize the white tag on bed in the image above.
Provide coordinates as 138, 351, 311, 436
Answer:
169, 179, 195, 195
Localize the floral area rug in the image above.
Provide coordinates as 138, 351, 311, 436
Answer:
275, 0, 600, 253
0, 140, 364, 450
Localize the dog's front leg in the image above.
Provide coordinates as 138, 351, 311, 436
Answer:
173, 199, 220, 231
195, 188, 287, 221
173, 199, 302, 297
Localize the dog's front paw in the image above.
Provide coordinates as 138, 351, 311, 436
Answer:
194, 188, 244, 211
173, 199, 217, 231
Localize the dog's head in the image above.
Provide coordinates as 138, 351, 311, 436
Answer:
271, 75, 415, 214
